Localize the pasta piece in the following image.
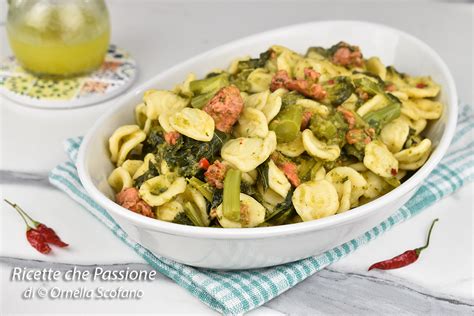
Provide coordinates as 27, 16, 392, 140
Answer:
292, 180, 339, 221
257, 183, 285, 208
347, 162, 367, 172
380, 117, 410, 153
108, 167, 133, 193
357, 94, 387, 117
273, 46, 303, 76
173, 73, 196, 97
247, 68, 273, 93
241, 170, 257, 185
399, 150, 431, 170
121, 160, 143, 177
337, 180, 352, 213
216, 193, 266, 228
135, 102, 147, 128
399, 115, 427, 135
389, 91, 408, 101
362, 171, 390, 199
221, 131, 277, 172
244, 90, 269, 110
139, 176, 186, 207
401, 99, 421, 120
413, 99, 443, 120
143, 90, 189, 120
364, 140, 399, 178
157, 200, 184, 222
228, 56, 250, 74
235, 107, 268, 138
277, 133, 305, 157
302, 129, 340, 161
402, 76, 440, 98
261, 89, 283, 122
325, 166, 368, 206
181, 186, 210, 226
158, 112, 176, 133
109, 125, 146, 166
395, 139, 432, 163
366, 57, 387, 80
169, 107, 215, 142
312, 166, 326, 181
133, 153, 156, 179
268, 160, 291, 198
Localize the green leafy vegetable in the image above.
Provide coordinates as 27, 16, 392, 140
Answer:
265, 191, 295, 224
321, 76, 355, 106
189, 73, 229, 95
188, 177, 214, 202
363, 102, 401, 131
172, 212, 195, 226
183, 202, 208, 227
157, 131, 230, 177
257, 161, 270, 192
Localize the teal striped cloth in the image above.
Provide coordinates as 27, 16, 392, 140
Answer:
49, 104, 473, 315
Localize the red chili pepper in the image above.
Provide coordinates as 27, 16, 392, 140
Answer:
198, 158, 210, 170
416, 82, 427, 89
26, 228, 51, 254
4, 199, 68, 254
368, 218, 438, 271
36, 224, 69, 247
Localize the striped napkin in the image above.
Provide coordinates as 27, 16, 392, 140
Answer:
49, 104, 473, 315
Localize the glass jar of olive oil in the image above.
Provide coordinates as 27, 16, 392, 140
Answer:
7, 0, 110, 77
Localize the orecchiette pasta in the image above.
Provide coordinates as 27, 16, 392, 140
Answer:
143, 90, 189, 120
169, 107, 215, 141
247, 68, 273, 93
216, 193, 266, 228
380, 117, 410, 153
292, 180, 340, 221
108, 167, 133, 193
235, 107, 268, 138
221, 131, 277, 172
302, 129, 340, 161
394, 139, 432, 164
268, 160, 291, 198
337, 180, 352, 213
109, 125, 146, 166
366, 57, 387, 80
412, 99, 443, 120
326, 167, 368, 207
107, 42, 442, 228
139, 176, 187, 207
276, 133, 305, 157
364, 140, 399, 178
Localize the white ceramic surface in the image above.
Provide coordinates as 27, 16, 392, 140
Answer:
77, 21, 458, 269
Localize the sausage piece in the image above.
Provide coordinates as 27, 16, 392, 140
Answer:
204, 160, 227, 189
116, 187, 154, 218
203, 86, 244, 133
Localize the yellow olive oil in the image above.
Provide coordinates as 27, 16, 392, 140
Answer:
7, 2, 110, 76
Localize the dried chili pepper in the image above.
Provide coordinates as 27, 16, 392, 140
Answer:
198, 158, 211, 170
4, 199, 68, 254
368, 218, 438, 271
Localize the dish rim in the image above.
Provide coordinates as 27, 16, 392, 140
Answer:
77, 20, 458, 239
